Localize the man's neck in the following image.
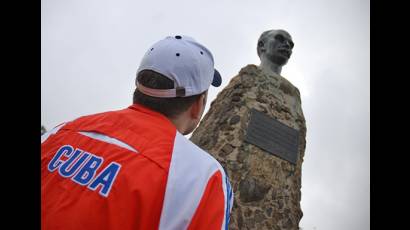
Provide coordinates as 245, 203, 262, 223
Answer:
260, 58, 282, 75
168, 112, 193, 135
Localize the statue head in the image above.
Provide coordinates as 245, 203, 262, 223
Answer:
257, 29, 294, 74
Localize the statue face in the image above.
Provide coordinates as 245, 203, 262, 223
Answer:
261, 30, 294, 66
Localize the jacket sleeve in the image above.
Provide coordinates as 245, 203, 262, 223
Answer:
187, 169, 234, 230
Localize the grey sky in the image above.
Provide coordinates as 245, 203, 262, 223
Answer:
41, 0, 370, 229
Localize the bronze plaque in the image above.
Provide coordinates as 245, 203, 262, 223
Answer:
244, 109, 299, 164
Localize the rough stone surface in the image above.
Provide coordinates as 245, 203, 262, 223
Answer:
239, 176, 270, 203
190, 64, 306, 230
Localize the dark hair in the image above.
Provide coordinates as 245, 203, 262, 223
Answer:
133, 70, 204, 118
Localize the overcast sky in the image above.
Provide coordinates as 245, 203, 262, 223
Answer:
41, 0, 370, 229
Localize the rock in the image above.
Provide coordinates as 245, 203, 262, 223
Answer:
227, 135, 234, 141
245, 217, 256, 229
237, 209, 244, 229
244, 207, 252, 217
266, 207, 273, 217
229, 115, 241, 125
190, 64, 307, 229
227, 160, 242, 171
220, 144, 234, 157
232, 95, 241, 102
279, 81, 293, 95
278, 199, 284, 209
239, 176, 270, 203
254, 209, 266, 223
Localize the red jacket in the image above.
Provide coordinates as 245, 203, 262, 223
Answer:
41, 104, 233, 230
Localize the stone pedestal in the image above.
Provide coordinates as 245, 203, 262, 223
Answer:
190, 64, 306, 230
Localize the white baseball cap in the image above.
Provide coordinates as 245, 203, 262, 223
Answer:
136, 35, 222, 98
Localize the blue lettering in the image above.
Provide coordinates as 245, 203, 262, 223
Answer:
88, 162, 121, 197
58, 150, 88, 178
47, 145, 73, 172
47, 145, 121, 198
72, 155, 103, 185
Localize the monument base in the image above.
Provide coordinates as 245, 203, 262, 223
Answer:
191, 64, 306, 230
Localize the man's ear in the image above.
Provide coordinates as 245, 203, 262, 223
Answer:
258, 41, 266, 53
190, 94, 206, 119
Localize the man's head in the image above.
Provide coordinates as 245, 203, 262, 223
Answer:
257, 29, 294, 67
133, 35, 221, 134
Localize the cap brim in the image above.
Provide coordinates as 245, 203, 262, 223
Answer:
211, 69, 222, 87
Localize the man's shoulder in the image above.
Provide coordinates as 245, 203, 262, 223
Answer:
172, 132, 225, 175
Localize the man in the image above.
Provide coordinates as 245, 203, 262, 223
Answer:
41, 35, 233, 230
257, 29, 294, 75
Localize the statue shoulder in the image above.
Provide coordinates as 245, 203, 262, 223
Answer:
239, 64, 260, 75
278, 77, 302, 100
